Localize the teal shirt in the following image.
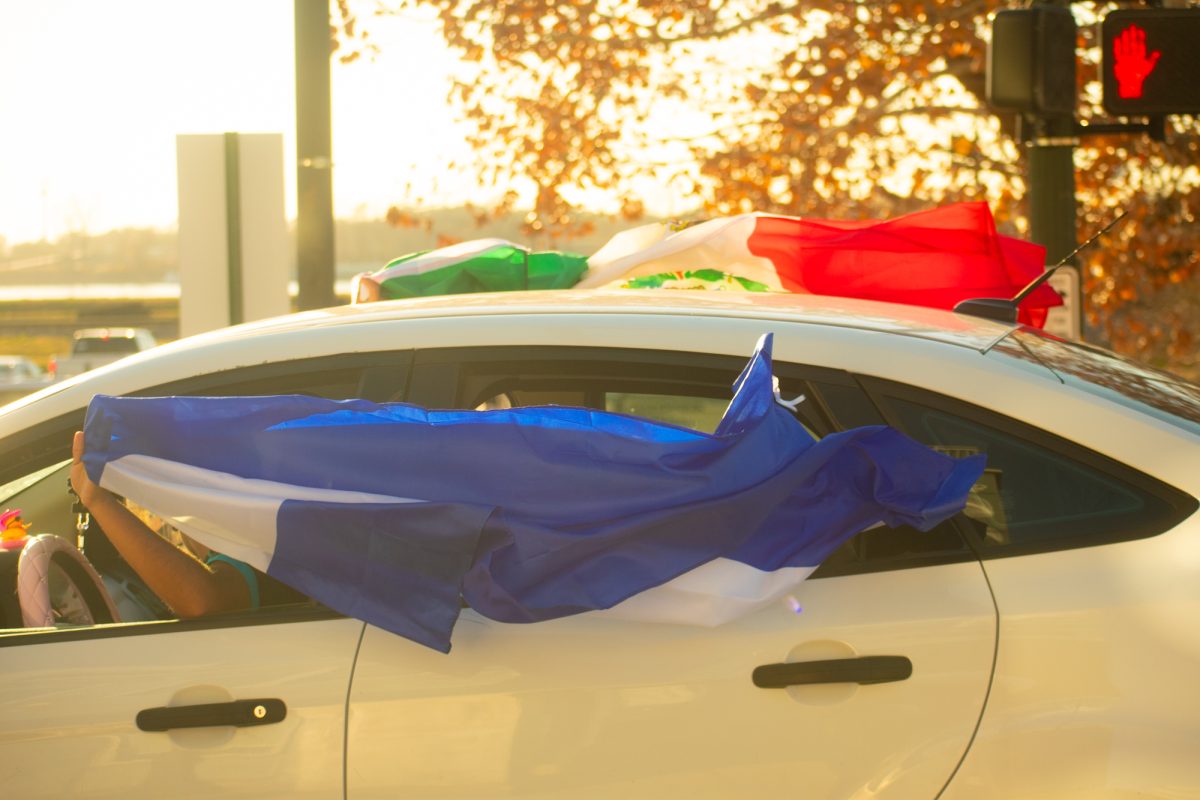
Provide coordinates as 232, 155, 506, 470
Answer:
205, 553, 261, 609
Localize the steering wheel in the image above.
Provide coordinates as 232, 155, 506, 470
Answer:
17, 534, 121, 627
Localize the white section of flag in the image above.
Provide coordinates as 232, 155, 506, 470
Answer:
577, 215, 784, 290
373, 238, 520, 281
98, 454, 423, 574
596, 559, 816, 625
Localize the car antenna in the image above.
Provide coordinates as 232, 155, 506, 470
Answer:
953, 211, 1129, 324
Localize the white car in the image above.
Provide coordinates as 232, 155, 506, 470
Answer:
0, 290, 1197, 800
49, 326, 159, 381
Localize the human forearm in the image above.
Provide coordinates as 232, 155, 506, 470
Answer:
71, 431, 249, 617
82, 491, 225, 617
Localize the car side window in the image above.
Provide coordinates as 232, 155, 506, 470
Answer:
0, 354, 414, 642
479, 389, 734, 434
425, 347, 830, 435
142, 351, 411, 402
603, 392, 729, 434
412, 346, 975, 579
808, 379, 887, 428
0, 448, 335, 637
867, 382, 1196, 555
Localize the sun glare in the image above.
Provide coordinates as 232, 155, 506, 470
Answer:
0, 0, 476, 247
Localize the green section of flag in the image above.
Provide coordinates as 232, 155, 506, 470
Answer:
376, 245, 588, 299
619, 269, 771, 292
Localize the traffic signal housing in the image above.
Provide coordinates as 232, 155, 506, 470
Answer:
1101, 8, 1200, 116
988, 6, 1078, 115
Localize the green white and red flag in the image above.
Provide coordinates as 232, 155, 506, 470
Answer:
352, 238, 587, 303
353, 203, 1061, 328
578, 202, 1062, 326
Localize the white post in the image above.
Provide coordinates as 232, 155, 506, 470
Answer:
176, 133, 291, 337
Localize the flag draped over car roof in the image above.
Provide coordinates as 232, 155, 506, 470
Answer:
351, 238, 588, 303
82, 335, 984, 652
353, 202, 1061, 327
578, 202, 1062, 326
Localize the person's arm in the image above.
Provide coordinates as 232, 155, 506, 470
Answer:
69, 431, 251, 618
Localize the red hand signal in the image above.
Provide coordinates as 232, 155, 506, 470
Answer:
1113, 24, 1161, 99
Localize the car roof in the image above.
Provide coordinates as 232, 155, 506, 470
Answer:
0, 290, 1020, 426
3, 289, 1197, 495
177, 289, 1018, 352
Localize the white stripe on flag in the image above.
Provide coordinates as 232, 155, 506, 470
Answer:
98, 454, 424, 573
577, 215, 784, 290
595, 558, 816, 626
374, 238, 521, 281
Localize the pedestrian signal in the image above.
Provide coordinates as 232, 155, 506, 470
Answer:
987, 7, 1077, 115
1101, 9, 1200, 115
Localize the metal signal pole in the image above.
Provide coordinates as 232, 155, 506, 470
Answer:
1027, 113, 1079, 266
295, 0, 336, 310
1026, 0, 1079, 267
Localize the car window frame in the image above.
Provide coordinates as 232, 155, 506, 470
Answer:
857, 375, 1199, 560
0, 351, 414, 646
0, 351, 414, 488
410, 344, 982, 580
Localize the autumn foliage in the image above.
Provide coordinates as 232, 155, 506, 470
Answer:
346, 0, 1198, 377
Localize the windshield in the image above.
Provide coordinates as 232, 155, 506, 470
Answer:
993, 329, 1200, 438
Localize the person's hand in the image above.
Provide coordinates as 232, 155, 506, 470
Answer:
70, 431, 112, 511
352, 274, 382, 304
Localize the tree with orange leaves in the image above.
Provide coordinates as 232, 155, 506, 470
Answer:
342, 0, 1198, 376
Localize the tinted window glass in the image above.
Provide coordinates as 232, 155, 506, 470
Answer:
605, 392, 728, 433
73, 337, 140, 355
423, 347, 971, 577
0, 461, 64, 506
810, 380, 885, 428
881, 394, 1186, 550
140, 354, 410, 404
168, 367, 365, 400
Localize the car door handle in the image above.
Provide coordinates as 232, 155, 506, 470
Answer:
752, 655, 912, 688
136, 698, 287, 732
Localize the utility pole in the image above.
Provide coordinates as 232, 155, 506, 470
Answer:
294, 0, 336, 310
988, 1, 1080, 264
1024, 0, 1078, 266
1027, 112, 1078, 266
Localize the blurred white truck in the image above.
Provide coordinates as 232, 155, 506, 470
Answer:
49, 328, 158, 381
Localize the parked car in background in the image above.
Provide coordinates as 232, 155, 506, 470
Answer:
48, 327, 158, 381
0, 290, 1198, 799
0, 355, 51, 404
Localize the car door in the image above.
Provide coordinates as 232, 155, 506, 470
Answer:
1, 613, 363, 799
0, 352, 412, 800
346, 345, 998, 800
859, 373, 1200, 798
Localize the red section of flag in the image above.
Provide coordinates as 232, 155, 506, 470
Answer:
745, 202, 1061, 327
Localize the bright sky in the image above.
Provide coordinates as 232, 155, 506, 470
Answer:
0, 0, 481, 246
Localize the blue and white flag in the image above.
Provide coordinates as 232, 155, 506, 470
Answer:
83, 334, 984, 652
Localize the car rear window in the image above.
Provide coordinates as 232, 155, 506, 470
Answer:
993, 329, 1200, 438
74, 337, 140, 355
